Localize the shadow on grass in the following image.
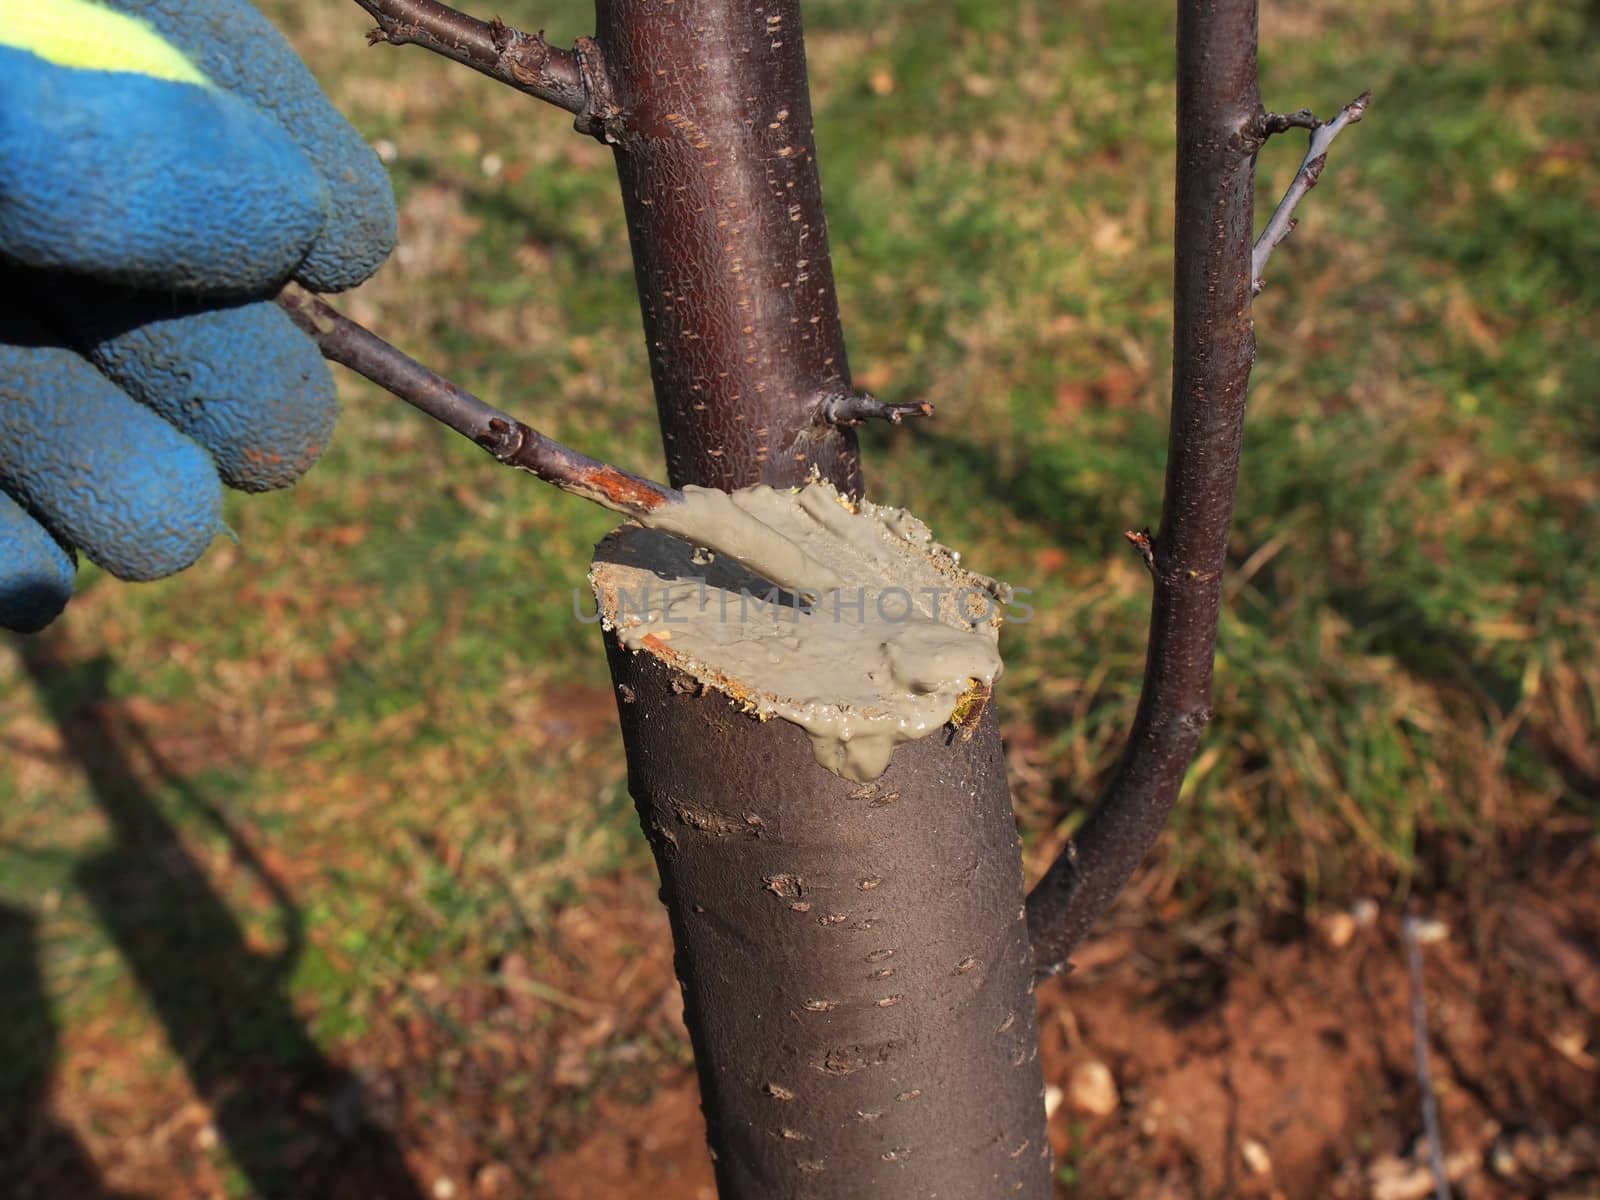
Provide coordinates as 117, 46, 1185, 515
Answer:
4, 637, 424, 1200
0, 904, 140, 1200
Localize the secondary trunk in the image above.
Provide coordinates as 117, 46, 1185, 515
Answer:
1024, 0, 1266, 975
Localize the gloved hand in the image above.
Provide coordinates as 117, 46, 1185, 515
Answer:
0, 0, 396, 632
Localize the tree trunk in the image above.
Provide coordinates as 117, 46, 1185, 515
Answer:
596, 564, 1049, 1196
588, 0, 1050, 1194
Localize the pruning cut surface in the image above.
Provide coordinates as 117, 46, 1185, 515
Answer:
595, 481, 1008, 781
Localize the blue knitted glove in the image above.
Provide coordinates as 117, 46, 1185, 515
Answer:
0, 0, 396, 631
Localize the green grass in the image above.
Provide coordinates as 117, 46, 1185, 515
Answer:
1, 0, 1596, 1187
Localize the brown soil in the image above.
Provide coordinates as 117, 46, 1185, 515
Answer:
1035, 850, 1600, 1198
527, 839, 1600, 1199
10, 816, 1597, 1199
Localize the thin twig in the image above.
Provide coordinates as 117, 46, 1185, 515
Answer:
820, 391, 936, 427
1403, 912, 1454, 1200
1252, 91, 1372, 294
276, 284, 676, 519
350, 0, 587, 116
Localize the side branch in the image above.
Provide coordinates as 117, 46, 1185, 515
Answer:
1025, 0, 1265, 979
276, 284, 675, 519
351, 0, 587, 116
1252, 91, 1372, 294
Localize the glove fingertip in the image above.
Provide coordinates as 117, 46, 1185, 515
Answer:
71, 295, 339, 493
0, 492, 75, 633
293, 136, 398, 293
87, 437, 224, 582
0, 334, 226, 584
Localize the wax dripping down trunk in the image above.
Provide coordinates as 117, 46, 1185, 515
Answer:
594, 0, 862, 494
589, 2, 1051, 1196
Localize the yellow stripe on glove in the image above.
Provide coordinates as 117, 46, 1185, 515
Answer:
0, 0, 208, 85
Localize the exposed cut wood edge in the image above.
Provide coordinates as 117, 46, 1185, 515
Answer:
589, 524, 1002, 772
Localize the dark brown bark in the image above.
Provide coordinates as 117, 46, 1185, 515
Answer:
596, 531, 1050, 1198
591, 0, 863, 494
1025, 0, 1266, 976
584, 5, 1047, 1194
